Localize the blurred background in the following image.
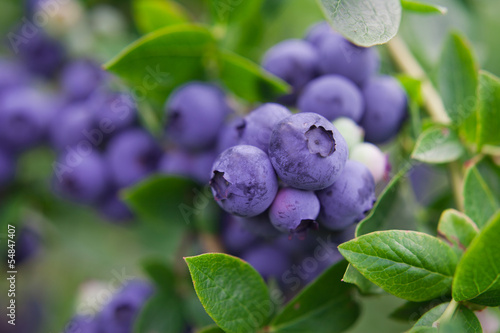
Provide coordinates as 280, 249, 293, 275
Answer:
1, 0, 500, 332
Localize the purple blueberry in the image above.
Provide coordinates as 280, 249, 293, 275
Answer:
268, 113, 348, 191
304, 21, 334, 48
0, 87, 54, 151
159, 149, 216, 185
359, 76, 408, 143
262, 39, 319, 92
53, 152, 110, 204
210, 145, 279, 217
222, 215, 258, 254
95, 280, 154, 333
106, 129, 162, 188
15, 225, 41, 265
318, 34, 379, 86
16, 31, 65, 77
64, 315, 97, 333
91, 92, 137, 134
298, 75, 364, 122
98, 191, 133, 223
317, 160, 376, 231
0, 147, 15, 187
216, 116, 245, 153
216, 104, 292, 153
242, 244, 291, 280
60, 59, 105, 101
269, 188, 320, 237
49, 102, 98, 151
0, 58, 29, 94
165, 82, 231, 150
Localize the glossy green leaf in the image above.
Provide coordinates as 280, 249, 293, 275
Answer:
134, 294, 185, 333
411, 127, 465, 163
463, 166, 499, 228
409, 302, 481, 333
185, 253, 271, 333
133, 0, 190, 34
317, 0, 402, 47
355, 169, 405, 237
218, 50, 290, 102
477, 71, 500, 150
270, 260, 359, 333
105, 25, 216, 104
210, 0, 264, 25
339, 231, 458, 302
437, 209, 479, 256
453, 211, 500, 306
342, 264, 382, 295
437, 32, 479, 141
401, 1, 447, 15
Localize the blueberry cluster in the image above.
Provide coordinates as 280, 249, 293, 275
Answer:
262, 21, 408, 144
64, 280, 154, 333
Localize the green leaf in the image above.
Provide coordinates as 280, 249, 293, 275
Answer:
185, 253, 272, 333
463, 166, 499, 228
389, 299, 447, 322
141, 258, 175, 294
124, 176, 198, 256
270, 260, 360, 333
342, 264, 382, 295
477, 71, 500, 150
401, 1, 447, 15
411, 127, 465, 163
218, 50, 290, 103
355, 169, 405, 237
197, 325, 225, 333
339, 231, 458, 302
409, 303, 481, 333
105, 25, 216, 104
134, 294, 185, 333
133, 0, 190, 34
437, 209, 479, 256
317, 0, 402, 47
453, 211, 500, 306
210, 0, 264, 25
437, 32, 479, 141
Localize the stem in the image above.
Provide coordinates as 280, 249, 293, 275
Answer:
433, 299, 459, 328
199, 233, 226, 253
386, 37, 451, 125
386, 36, 465, 210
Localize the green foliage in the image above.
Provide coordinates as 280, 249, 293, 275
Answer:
453, 211, 500, 306
476, 71, 500, 150
411, 127, 465, 163
197, 325, 226, 333
185, 253, 272, 333
134, 293, 185, 333
389, 299, 448, 322
437, 32, 479, 142
218, 50, 291, 103
133, 0, 190, 34
401, 1, 447, 15
105, 25, 217, 103
408, 302, 481, 333
463, 165, 499, 228
437, 209, 478, 256
317, 0, 402, 46
141, 258, 176, 293
339, 230, 458, 302
342, 264, 382, 295
270, 261, 360, 333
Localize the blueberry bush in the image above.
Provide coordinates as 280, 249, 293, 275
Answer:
1, 0, 500, 333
